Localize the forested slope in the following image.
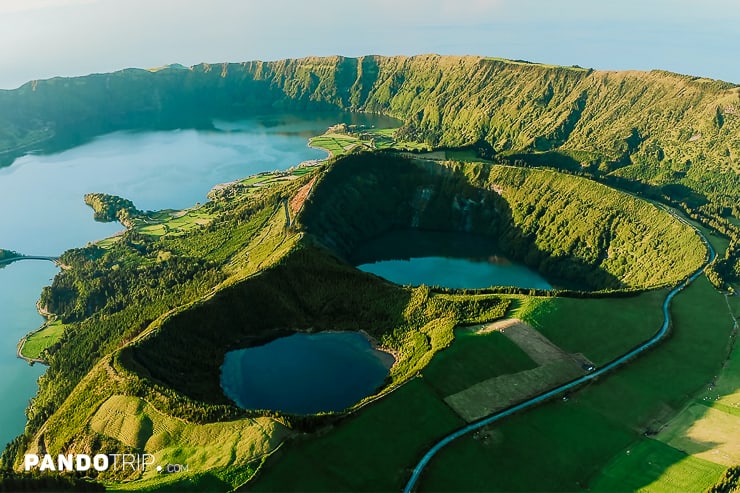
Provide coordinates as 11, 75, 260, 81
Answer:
1, 55, 738, 209
302, 155, 706, 290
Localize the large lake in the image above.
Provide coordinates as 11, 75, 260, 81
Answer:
354, 230, 553, 290
221, 332, 393, 415
0, 111, 398, 448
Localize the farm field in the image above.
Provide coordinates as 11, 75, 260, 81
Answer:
309, 126, 430, 158
421, 328, 537, 397
415, 275, 733, 492
19, 320, 66, 360
650, 291, 740, 468
514, 290, 666, 366
589, 439, 725, 493
246, 378, 464, 492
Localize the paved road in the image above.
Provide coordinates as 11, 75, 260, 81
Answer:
403, 215, 716, 493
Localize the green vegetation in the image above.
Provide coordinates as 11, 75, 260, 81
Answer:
0, 248, 22, 269
88, 395, 288, 489
1, 56, 737, 491
590, 439, 725, 493
309, 124, 430, 157
247, 378, 464, 492
0, 249, 20, 261
414, 275, 732, 492
0, 470, 104, 491
303, 154, 705, 290
518, 290, 666, 365
708, 466, 740, 493
19, 320, 67, 361
421, 329, 537, 396
84, 193, 140, 225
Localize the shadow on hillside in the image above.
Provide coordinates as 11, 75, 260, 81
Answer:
301, 153, 623, 291
124, 245, 414, 407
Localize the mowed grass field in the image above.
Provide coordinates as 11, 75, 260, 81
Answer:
514, 289, 666, 366
650, 291, 740, 467
422, 329, 537, 397
417, 276, 732, 492
309, 133, 368, 156
20, 320, 66, 360
136, 209, 213, 237
590, 439, 725, 493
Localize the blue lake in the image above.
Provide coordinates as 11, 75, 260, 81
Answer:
221, 332, 393, 414
354, 230, 552, 290
0, 111, 398, 445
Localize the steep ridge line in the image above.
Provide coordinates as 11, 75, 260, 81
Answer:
403, 215, 716, 493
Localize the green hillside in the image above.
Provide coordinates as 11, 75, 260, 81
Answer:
1, 55, 736, 284
1, 55, 738, 209
302, 154, 706, 290
1, 56, 738, 491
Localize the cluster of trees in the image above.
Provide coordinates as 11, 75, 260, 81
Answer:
0, 471, 103, 492
83, 193, 140, 225
0, 249, 20, 262
500, 150, 739, 289
707, 466, 740, 493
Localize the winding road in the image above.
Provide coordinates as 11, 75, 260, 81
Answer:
403, 212, 716, 493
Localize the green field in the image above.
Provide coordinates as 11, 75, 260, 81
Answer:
309, 127, 430, 158
136, 209, 213, 237
309, 133, 370, 156
416, 275, 732, 492
649, 291, 740, 469
590, 439, 725, 493
247, 378, 464, 492
20, 320, 66, 360
514, 290, 667, 366
422, 329, 537, 397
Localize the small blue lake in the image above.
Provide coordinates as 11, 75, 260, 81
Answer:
220, 332, 393, 414
354, 230, 552, 290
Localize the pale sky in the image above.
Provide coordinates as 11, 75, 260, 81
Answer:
0, 0, 738, 89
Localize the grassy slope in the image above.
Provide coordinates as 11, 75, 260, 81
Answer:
418, 275, 732, 492
490, 165, 708, 288
20, 320, 66, 360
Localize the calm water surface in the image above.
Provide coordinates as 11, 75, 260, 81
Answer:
0, 111, 397, 445
0, 261, 55, 448
221, 332, 393, 414
355, 230, 552, 290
